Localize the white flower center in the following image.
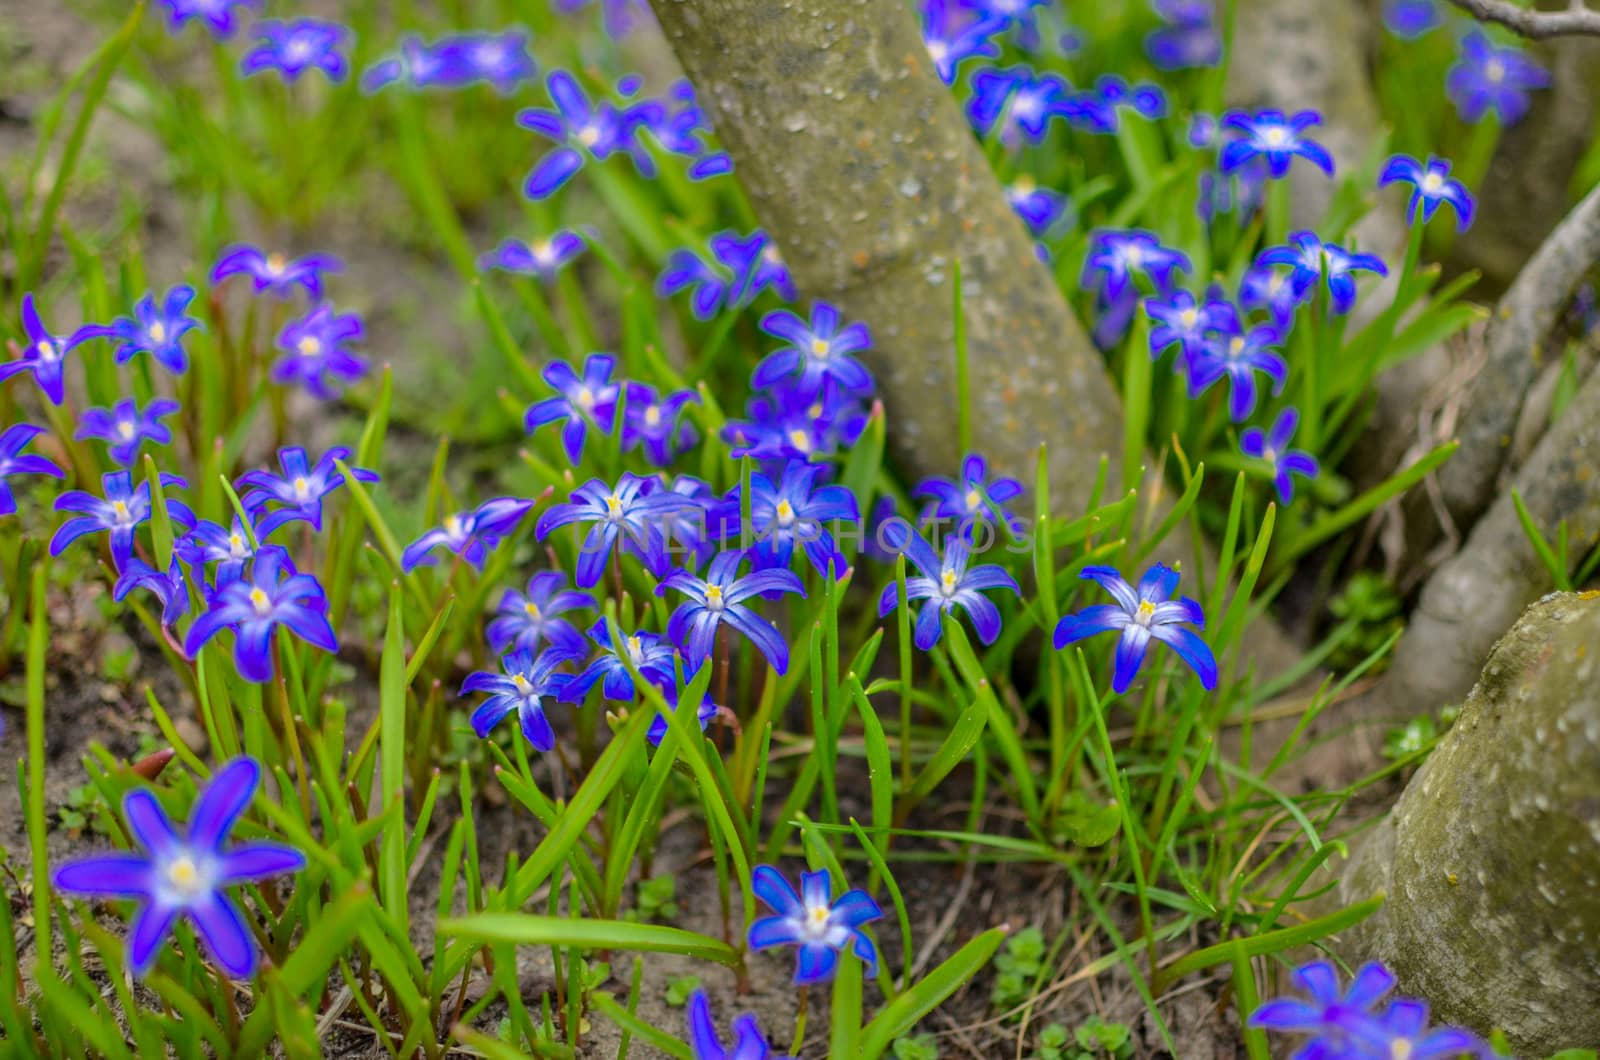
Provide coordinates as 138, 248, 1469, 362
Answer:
148, 321, 167, 344
1179, 308, 1198, 328
35, 340, 56, 362
117, 421, 136, 440
577, 386, 596, 411
965, 488, 982, 512
577, 125, 601, 148
266, 253, 286, 275
111, 500, 132, 523
292, 476, 311, 501
164, 855, 208, 900
512, 673, 532, 694
940, 570, 958, 597
775, 499, 796, 526
445, 514, 464, 539
627, 635, 644, 661
1134, 600, 1156, 626
1421, 172, 1444, 194
604, 494, 623, 519
704, 584, 725, 611
1262, 126, 1290, 148
809, 338, 830, 359
1485, 58, 1505, 83
1012, 174, 1036, 195
644, 406, 661, 427
926, 40, 949, 63
532, 240, 554, 265
1228, 336, 1245, 357
229, 533, 246, 556
524, 601, 542, 618
803, 901, 833, 939
787, 429, 812, 453
297, 336, 322, 357
1391, 1042, 1413, 1060
249, 587, 273, 615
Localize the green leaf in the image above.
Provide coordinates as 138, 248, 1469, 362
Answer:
860, 928, 1007, 1058
440, 915, 739, 966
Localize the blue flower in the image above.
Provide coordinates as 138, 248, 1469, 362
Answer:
685, 989, 788, 1060
401, 498, 533, 573
563, 620, 678, 701
1258, 232, 1388, 315
486, 571, 595, 658
658, 550, 804, 672
1238, 264, 1306, 327
1220, 110, 1333, 179
1249, 960, 1396, 1041
1249, 960, 1481, 1058
1094, 76, 1168, 123
555, 0, 649, 38
1344, 999, 1485, 1060
1447, 32, 1549, 125
75, 398, 180, 467
913, 453, 1024, 534
0, 424, 65, 515
361, 36, 465, 93
1146, 0, 1222, 69
79, 286, 202, 376
875, 523, 1020, 650
920, 0, 1003, 83
1082, 230, 1191, 302
723, 379, 870, 464
51, 757, 305, 979
158, 0, 262, 39
748, 865, 883, 985
1188, 322, 1287, 422
177, 515, 259, 585
271, 303, 367, 399
518, 71, 639, 198
715, 459, 860, 577
966, 66, 1070, 144
241, 19, 351, 82
629, 80, 734, 181
712, 230, 796, 307
1053, 564, 1216, 693
621, 382, 700, 468
1379, 154, 1474, 230
647, 476, 717, 571
237, 445, 380, 537
114, 557, 190, 627
51, 470, 195, 571
184, 547, 338, 682
211, 246, 342, 300
1241, 408, 1320, 505
658, 247, 732, 321
1383, 0, 1441, 39
755, 303, 874, 398
447, 31, 539, 94
523, 354, 620, 464
480, 230, 587, 280
1006, 176, 1070, 239
1, 294, 96, 406
1145, 290, 1238, 367
536, 472, 699, 587
461, 648, 575, 750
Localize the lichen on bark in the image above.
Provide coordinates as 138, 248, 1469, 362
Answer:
648, 0, 1124, 513
1337, 592, 1600, 1054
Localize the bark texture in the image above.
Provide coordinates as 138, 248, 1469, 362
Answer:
648, 0, 1123, 511
1338, 592, 1600, 1054
1370, 359, 1600, 719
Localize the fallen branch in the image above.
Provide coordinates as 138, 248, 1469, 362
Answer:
1425, 181, 1600, 537
1444, 0, 1600, 38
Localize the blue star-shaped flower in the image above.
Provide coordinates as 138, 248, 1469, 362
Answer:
184, 547, 339, 683
158, 0, 262, 39
563, 620, 678, 702
1188, 322, 1287, 422
875, 523, 1019, 650
241, 19, 351, 82
523, 353, 620, 463
1257, 232, 1388, 316
211, 246, 342, 300
1082, 230, 1191, 303
920, 0, 1003, 84
1220, 109, 1333, 180
114, 556, 190, 627
486, 571, 595, 658
0, 423, 65, 515
1447, 32, 1549, 126
536, 472, 699, 586
1241, 408, 1321, 505
621, 382, 700, 468
177, 514, 260, 586
1, 294, 97, 406
715, 459, 860, 577
685, 989, 789, 1060
518, 71, 641, 198
1379, 154, 1474, 231
1053, 564, 1216, 693
748, 865, 883, 985
754, 304, 874, 398
51, 757, 306, 979
401, 497, 533, 572
479, 230, 587, 280
913, 452, 1024, 535
51, 470, 195, 571
237, 445, 380, 537
75, 398, 181, 467
1145, 289, 1239, 367
461, 647, 575, 750
658, 550, 804, 672
271, 303, 367, 399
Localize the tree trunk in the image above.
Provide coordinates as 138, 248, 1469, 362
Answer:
1336, 591, 1600, 1054
648, 0, 1124, 513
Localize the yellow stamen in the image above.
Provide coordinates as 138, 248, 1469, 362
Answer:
809, 338, 830, 358
166, 856, 203, 895
266, 252, 286, 274
788, 429, 812, 453
34, 340, 53, 360
249, 587, 272, 615
577, 386, 596, 410
512, 673, 531, 692
292, 476, 310, 499
705, 584, 724, 608
644, 406, 661, 427
1178, 308, 1198, 328
604, 494, 622, 517
577, 125, 601, 148
297, 335, 322, 357
964, 488, 982, 511
1136, 600, 1156, 623
229, 533, 245, 554
941, 570, 957, 594
775, 499, 795, 524
148, 321, 167, 343
117, 421, 135, 440
1228, 336, 1245, 356
111, 500, 130, 520
524, 601, 542, 618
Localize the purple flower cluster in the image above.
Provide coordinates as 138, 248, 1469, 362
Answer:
361, 29, 537, 94
519, 71, 731, 200
524, 353, 700, 468
212, 245, 366, 399
967, 66, 1166, 142
1250, 960, 1484, 1059
659, 229, 796, 321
